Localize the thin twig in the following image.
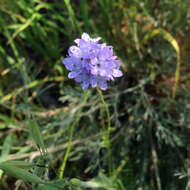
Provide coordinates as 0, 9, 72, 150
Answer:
5, 133, 99, 161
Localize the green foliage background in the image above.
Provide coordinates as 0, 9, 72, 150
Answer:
0, 0, 190, 189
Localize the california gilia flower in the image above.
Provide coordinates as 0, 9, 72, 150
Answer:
63, 33, 123, 90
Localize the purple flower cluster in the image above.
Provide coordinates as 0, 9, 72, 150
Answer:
62, 33, 123, 90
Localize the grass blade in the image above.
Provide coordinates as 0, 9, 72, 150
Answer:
64, 0, 81, 34
29, 119, 46, 156
143, 28, 181, 98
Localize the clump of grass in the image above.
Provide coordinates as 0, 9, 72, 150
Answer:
0, 0, 190, 189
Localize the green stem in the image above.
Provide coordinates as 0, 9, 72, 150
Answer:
150, 130, 162, 190
96, 88, 112, 176
59, 90, 89, 179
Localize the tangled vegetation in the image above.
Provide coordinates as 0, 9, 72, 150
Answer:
0, 0, 190, 189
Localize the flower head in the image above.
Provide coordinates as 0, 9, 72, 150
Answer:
63, 33, 123, 90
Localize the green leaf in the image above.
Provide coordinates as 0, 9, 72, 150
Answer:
0, 162, 44, 184
0, 133, 13, 178
71, 173, 121, 190
0, 161, 36, 169
29, 119, 46, 156
1, 133, 13, 161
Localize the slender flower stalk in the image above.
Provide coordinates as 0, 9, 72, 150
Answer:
59, 90, 89, 179
96, 87, 112, 176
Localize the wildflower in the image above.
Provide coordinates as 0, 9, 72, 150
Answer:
63, 33, 123, 90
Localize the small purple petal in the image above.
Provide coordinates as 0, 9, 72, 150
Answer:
62, 58, 73, 70
82, 33, 90, 41
114, 60, 121, 67
113, 69, 123, 77
82, 81, 90, 90
90, 57, 98, 65
91, 67, 98, 75
91, 37, 101, 42
69, 46, 81, 58
90, 76, 98, 88
74, 39, 80, 44
99, 69, 107, 77
99, 46, 113, 61
68, 72, 78, 79
99, 80, 107, 90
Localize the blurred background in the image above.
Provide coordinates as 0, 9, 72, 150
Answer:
0, 0, 190, 189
